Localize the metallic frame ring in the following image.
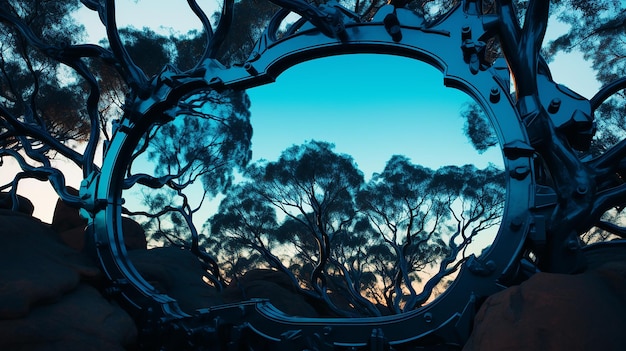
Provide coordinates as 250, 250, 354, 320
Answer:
89, 4, 536, 347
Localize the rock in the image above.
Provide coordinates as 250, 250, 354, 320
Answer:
0, 210, 100, 319
463, 247, 626, 351
0, 284, 137, 351
51, 187, 147, 251
222, 269, 319, 317
120, 216, 147, 251
0, 210, 137, 350
50, 187, 84, 234
0, 192, 34, 216
128, 247, 224, 313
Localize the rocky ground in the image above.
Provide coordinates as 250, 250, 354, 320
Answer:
0, 193, 323, 350
3, 192, 626, 350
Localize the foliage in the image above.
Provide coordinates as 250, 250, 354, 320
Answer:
0, 0, 89, 150
1, 0, 625, 317
462, 102, 498, 154
206, 141, 505, 315
544, 0, 626, 243
129, 88, 252, 247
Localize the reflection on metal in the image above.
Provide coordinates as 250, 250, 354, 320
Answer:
1, 0, 626, 349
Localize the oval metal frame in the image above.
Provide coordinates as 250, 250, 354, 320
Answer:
90, 4, 536, 348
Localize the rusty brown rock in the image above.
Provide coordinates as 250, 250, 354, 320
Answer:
464, 252, 626, 351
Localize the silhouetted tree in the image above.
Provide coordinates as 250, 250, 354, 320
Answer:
0, 0, 89, 151
126, 88, 252, 248
208, 182, 282, 278
206, 141, 506, 316
400, 163, 505, 310
2, 0, 624, 316
357, 155, 450, 312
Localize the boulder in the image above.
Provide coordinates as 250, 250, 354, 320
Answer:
222, 269, 319, 317
0, 210, 137, 350
463, 246, 626, 351
128, 247, 224, 313
120, 216, 148, 251
0, 192, 34, 216
0, 284, 137, 351
51, 187, 147, 251
0, 210, 100, 319
50, 187, 83, 234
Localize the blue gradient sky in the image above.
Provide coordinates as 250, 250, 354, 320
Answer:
11, 1, 601, 222
246, 54, 502, 178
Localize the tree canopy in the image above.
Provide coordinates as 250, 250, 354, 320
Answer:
1, 0, 625, 316
0, 0, 89, 149
203, 140, 505, 315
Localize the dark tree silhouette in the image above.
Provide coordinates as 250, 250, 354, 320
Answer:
125, 89, 252, 251
208, 182, 282, 279
0, 0, 94, 171
0, 0, 89, 150
397, 163, 505, 310
543, 0, 626, 244
359, 158, 505, 312
244, 141, 370, 316
357, 155, 450, 312
462, 102, 499, 154
206, 141, 506, 316
1, 0, 624, 326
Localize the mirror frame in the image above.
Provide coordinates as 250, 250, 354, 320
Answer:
87, 4, 536, 348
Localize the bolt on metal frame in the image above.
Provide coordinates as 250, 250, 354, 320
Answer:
2, 0, 626, 349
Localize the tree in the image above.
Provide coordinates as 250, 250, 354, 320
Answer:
0, 0, 92, 163
534, 0, 626, 246
357, 155, 450, 312
239, 141, 375, 316
207, 182, 282, 279
2, 0, 625, 319
547, 0, 625, 85
206, 141, 506, 316
124, 88, 253, 277
357, 157, 505, 312
544, 0, 626, 157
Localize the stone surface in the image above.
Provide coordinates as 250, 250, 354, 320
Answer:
0, 284, 137, 351
0, 192, 34, 216
0, 210, 137, 350
463, 250, 626, 351
16, 190, 626, 350
121, 216, 148, 251
222, 269, 320, 317
50, 187, 147, 251
0, 210, 100, 319
129, 247, 224, 313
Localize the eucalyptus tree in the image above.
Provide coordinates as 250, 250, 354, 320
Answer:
0, 0, 90, 159
207, 182, 283, 279
357, 155, 450, 313
357, 157, 505, 312
2, 0, 624, 318
395, 163, 505, 310
241, 140, 373, 316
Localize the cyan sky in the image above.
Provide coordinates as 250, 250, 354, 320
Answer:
246, 54, 503, 179
13, 1, 598, 222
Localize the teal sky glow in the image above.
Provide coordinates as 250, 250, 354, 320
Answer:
247, 54, 503, 179
9, 1, 601, 222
